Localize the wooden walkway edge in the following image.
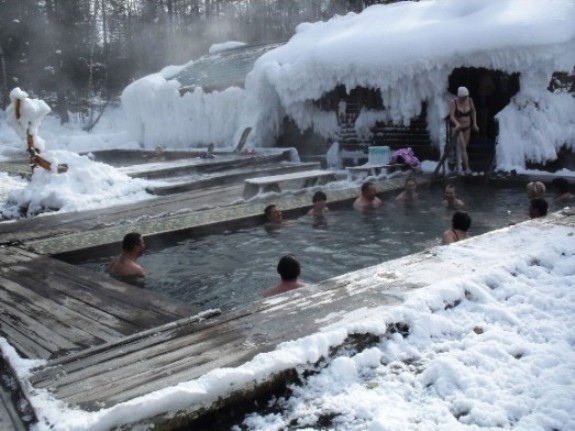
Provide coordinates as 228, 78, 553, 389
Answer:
0, 247, 199, 360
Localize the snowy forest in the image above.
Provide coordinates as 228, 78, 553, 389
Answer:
0, 0, 399, 120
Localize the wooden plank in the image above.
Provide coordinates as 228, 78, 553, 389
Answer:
0, 247, 198, 361
3, 267, 149, 333
0, 275, 118, 349
8, 255, 196, 324
31, 310, 251, 389
30, 310, 222, 384
30, 306, 270, 396
0, 303, 82, 358
0, 182, 243, 245
0, 319, 52, 359
58, 329, 244, 406
34, 264, 412, 386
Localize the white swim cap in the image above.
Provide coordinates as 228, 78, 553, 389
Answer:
457, 86, 469, 97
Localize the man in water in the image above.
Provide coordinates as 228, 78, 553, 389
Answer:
353, 181, 383, 210
107, 232, 146, 278
395, 176, 418, 202
264, 204, 286, 232
263, 255, 305, 297
443, 184, 465, 210
308, 190, 329, 216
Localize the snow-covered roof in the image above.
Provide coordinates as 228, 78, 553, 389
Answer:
251, 0, 575, 108
172, 42, 283, 92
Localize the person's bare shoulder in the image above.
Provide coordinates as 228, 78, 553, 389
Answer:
263, 284, 282, 298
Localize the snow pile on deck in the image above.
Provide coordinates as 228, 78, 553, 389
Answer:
122, 0, 575, 170
1, 152, 152, 218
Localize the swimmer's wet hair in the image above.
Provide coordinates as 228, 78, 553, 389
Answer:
264, 204, 277, 219
526, 181, 546, 198
123, 232, 143, 251
277, 254, 301, 281
312, 190, 327, 203
361, 181, 375, 194
452, 211, 471, 231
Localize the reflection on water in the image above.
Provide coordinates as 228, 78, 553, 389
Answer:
80, 184, 528, 311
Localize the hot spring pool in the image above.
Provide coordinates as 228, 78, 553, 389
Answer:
79, 183, 538, 311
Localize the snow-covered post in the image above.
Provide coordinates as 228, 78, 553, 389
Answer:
5, 87, 67, 173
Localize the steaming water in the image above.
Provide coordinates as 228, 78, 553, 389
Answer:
80, 184, 535, 311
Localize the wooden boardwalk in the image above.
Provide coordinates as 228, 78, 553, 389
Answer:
0, 247, 198, 360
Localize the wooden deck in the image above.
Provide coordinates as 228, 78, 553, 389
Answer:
0, 246, 199, 360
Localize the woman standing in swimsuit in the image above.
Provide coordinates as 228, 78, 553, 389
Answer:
449, 86, 479, 175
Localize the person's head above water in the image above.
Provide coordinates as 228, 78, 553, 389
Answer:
107, 232, 146, 279
404, 176, 417, 191
312, 190, 327, 204
122, 232, 145, 255
310, 190, 328, 215
452, 211, 471, 231
264, 204, 283, 224
361, 181, 378, 201
526, 181, 546, 199
443, 183, 465, 210
529, 198, 548, 219
444, 184, 457, 200
277, 255, 301, 281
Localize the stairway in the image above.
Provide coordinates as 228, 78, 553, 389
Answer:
337, 99, 370, 166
